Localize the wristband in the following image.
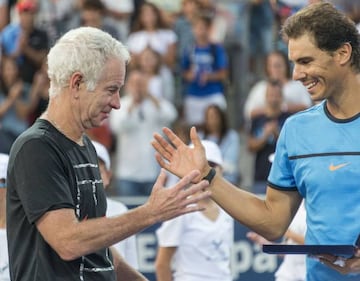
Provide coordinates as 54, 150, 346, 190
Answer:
202, 168, 216, 184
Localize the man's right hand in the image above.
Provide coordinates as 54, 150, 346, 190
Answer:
145, 169, 211, 223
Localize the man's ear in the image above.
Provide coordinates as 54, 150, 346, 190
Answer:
69, 72, 83, 92
336, 42, 352, 66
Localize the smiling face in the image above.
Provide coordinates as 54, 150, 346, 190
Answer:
76, 57, 126, 129
288, 33, 345, 102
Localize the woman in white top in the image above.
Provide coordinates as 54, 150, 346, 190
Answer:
126, 1, 177, 70
138, 46, 175, 103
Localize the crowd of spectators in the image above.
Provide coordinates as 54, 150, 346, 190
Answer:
1, 0, 360, 194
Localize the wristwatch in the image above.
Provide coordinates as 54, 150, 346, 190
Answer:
202, 168, 216, 184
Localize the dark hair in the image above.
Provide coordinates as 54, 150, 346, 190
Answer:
192, 12, 213, 28
82, 0, 105, 11
130, 1, 169, 33
203, 104, 229, 143
265, 50, 291, 79
282, 1, 360, 72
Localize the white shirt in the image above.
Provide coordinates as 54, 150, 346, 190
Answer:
126, 29, 177, 56
244, 80, 312, 120
106, 198, 139, 269
156, 208, 234, 281
0, 229, 10, 281
109, 95, 177, 181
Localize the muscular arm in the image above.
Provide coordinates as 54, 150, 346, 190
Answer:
36, 170, 210, 261
209, 175, 302, 240
152, 126, 302, 241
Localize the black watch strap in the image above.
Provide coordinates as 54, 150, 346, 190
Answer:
202, 168, 216, 184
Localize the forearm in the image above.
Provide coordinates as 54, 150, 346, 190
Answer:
155, 246, 176, 281
247, 135, 268, 152
209, 175, 301, 240
39, 168, 208, 261
284, 229, 305, 244
37, 204, 158, 260
207, 69, 228, 82
156, 267, 173, 281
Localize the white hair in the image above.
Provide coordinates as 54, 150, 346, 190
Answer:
47, 27, 130, 97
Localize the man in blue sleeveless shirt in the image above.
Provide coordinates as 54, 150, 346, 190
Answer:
152, 2, 360, 280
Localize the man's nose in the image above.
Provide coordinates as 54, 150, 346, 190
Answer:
111, 93, 121, 110
292, 64, 306, 81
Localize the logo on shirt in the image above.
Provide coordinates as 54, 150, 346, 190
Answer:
329, 163, 349, 171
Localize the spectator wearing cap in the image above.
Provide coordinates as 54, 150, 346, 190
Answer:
155, 140, 234, 281
0, 153, 9, 280
0, 0, 49, 84
91, 140, 139, 271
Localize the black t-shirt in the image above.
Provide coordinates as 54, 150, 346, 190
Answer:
6, 119, 115, 281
